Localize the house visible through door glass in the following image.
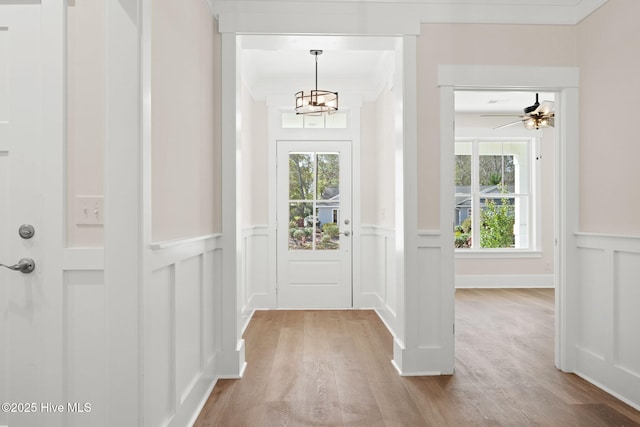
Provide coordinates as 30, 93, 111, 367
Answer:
288, 152, 340, 250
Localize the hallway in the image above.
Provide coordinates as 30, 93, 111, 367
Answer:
194, 289, 640, 426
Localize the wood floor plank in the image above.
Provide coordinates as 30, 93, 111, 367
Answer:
194, 289, 640, 427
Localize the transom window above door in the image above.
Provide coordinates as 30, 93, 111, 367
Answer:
281, 111, 348, 129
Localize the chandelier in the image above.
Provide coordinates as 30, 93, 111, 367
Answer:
295, 50, 338, 115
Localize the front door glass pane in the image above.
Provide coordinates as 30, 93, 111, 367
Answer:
289, 153, 314, 200
288, 151, 340, 251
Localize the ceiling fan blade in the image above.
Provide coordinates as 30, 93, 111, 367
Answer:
480, 114, 525, 117
494, 119, 524, 130
535, 101, 555, 115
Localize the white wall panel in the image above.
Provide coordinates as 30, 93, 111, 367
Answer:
64, 270, 106, 427
359, 233, 382, 295
241, 226, 273, 310
145, 266, 174, 427
246, 232, 269, 296
359, 226, 398, 336
175, 255, 203, 404
144, 235, 224, 426
577, 247, 608, 359
614, 251, 640, 378
385, 233, 397, 314
575, 233, 640, 410
212, 248, 223, 354
202, 249, 216, 365
417, 247, 441, 348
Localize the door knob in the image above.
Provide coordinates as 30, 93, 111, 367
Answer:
340, 230, 351, 237
0, 258, 36, 274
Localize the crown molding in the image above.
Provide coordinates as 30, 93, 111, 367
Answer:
210, 0, 608, 33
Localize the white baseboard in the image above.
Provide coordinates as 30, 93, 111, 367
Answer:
455, 274, 554, 288
169, 376, 217, 427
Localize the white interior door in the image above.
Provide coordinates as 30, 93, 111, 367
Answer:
1, 5, 63, 426
277, 140, 352, 308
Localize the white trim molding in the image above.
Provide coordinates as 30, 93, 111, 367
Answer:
241, 225, 274, 311
145, 233, 227, 427
574, 232, 640, 411
211, 0, 607, 28
455, 274, 554, 289
438, 64, 580, 375
360, 225, 397, 329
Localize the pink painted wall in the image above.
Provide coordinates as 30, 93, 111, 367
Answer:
577, 0, 640, 236
151, 0, 221, 241
417, 23, 578, 230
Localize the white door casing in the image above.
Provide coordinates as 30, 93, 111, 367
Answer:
1, 3, 65, 426
438, 64, 580, 373
276, 140, 352, 308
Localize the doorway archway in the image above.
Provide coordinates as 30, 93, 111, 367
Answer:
438, 65, 580, 372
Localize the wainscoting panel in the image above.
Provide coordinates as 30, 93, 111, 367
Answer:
360, 226, 397, 335
175, 255, 203, 405
614, 251, 640, 379
145, 266, 175, 427
577, 246, 608, 360
242, 226, 274, 311
359, 232, 384, 296
202, 249, 218, 366
61, 238, 224, 425
417, 247, 442, 348
147, 235, 223, 427
64, 269, 106, 427
385, 231, 397, 315
575, 233, 640, 410
389, 230, 454, 375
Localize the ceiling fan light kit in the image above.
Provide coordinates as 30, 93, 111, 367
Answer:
524, 116, 554, 130
295, 50, 339, 115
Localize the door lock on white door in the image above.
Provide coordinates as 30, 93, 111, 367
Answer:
0, 257, 36, 274
18, 224, 35, 239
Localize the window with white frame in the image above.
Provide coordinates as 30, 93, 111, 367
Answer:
454, 138, 534, 250
281, 111, 348, 129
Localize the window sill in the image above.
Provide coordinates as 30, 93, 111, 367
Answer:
455, 249, 543, 259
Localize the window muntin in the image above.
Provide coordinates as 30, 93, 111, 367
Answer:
455, 139, 533, 250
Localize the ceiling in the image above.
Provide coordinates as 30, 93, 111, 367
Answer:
241, 35, 396, 105
241, 35, 556, 113
237, 1, 599, 111
455, 91, 556, 114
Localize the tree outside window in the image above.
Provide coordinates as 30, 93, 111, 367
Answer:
454, 139, 531, 250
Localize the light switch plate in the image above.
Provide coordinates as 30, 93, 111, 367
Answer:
75, 195, 104, 225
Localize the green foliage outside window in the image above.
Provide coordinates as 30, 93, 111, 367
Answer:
480, 195, 515, 248
454, 218, 472, 248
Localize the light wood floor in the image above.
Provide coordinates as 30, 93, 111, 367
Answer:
194, 289, 640, 426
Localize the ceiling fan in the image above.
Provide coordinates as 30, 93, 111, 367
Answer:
484, 93, 555, 130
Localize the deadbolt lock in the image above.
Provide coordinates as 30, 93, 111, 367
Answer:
18, 224, 35, 239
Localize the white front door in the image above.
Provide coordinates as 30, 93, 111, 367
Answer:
1, 5, 64, 426
277, 140, 352, 308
